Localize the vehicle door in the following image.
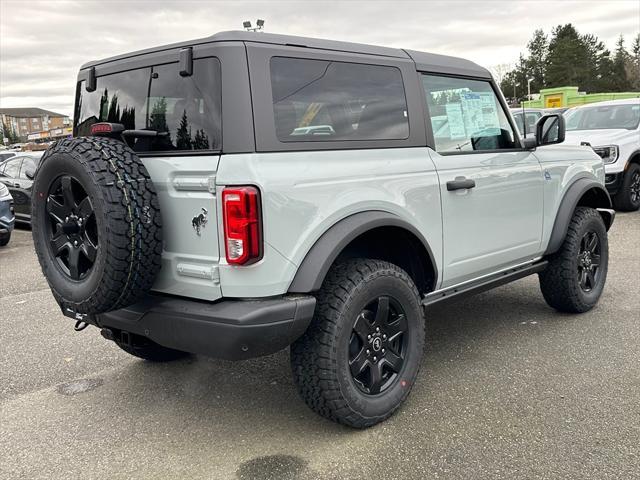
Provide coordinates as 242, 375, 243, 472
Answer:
18, 156, 38, 219
0, 157, 29, 218
421, 73, 544, 287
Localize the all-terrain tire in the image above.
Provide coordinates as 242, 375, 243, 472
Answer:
612, 163, 640, 212
31, 136, 162, 315
539, 207, 608, 313
115, 338, 189, 362
0, 232, 10, 247
290, 259, 425, 428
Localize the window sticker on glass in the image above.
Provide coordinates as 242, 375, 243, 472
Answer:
422, 74, 517, 153
445, 103, 466, 139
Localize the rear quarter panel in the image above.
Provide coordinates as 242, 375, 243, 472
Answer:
215, 147, 443, 298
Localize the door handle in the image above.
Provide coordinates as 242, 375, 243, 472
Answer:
446, 177, 476, 191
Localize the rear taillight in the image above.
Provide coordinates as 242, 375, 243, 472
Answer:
222, 186, 262, 265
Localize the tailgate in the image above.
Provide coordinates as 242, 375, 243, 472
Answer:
142, 155, 222, 301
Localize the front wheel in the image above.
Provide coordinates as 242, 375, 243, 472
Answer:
613, 163, 640, 212
290, 259, 425, 428
539, 207, 609, 313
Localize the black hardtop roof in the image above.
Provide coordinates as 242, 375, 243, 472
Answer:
80, 30, 490, 79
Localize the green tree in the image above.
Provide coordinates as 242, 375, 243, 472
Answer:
545, 24, 591, 88
525, 29, 548, 93
610, 35, 631, 91
581, 33, 612, 91
630, 34, 640, 90
1, 120, 19, 144
176, 110, 192, 150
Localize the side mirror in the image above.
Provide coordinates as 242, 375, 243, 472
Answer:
536, 114, 565, 146
522, 136, 537, 150
25, 169, 35, 180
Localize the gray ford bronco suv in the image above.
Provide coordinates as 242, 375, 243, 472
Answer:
31, 31, 615, 428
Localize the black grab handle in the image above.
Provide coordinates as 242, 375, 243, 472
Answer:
446, 177, 476, 191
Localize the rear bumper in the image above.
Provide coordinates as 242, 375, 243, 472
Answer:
92, 294, 316, 360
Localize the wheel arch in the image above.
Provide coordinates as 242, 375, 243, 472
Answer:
545, 178, 613, 255
287, 211, 438, 294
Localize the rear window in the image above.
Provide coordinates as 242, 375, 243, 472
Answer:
74, 58, 221, 153
269, 57, 409, 142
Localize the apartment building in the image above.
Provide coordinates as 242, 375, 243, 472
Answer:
0, 107, 71, 142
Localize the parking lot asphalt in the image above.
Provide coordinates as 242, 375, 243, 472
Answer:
0, 213, 639, 480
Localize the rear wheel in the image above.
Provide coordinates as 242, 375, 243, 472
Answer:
613, 163, 640, 211
290, 259, 425, 428
539, 207, 608, 313
0, 232, 10, 246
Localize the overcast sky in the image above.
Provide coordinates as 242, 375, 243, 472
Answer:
1, 0, 638, 117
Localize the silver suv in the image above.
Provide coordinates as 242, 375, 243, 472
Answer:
31, 31, 614, 428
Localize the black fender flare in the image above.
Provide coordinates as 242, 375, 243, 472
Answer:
287, 211, 438, 293
545, 178, 613, 255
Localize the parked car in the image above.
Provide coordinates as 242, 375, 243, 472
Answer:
30, 31, 614, 428
563, 99, 640, 211
0, 151, 17, 163
0, 152, 43, 224
510, 108, 546, 136
0, 182, 14, 246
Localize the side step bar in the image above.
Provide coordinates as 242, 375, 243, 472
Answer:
422, 260, 548, 307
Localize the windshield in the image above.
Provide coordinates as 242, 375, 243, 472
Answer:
565, 103, 640, 131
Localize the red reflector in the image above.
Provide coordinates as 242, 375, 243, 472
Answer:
222, 186, 262, 265
90, 123, 113, 135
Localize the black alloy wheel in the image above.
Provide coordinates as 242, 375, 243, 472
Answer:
577, 231, 601, 293
46, 175, 98, 280
349, 296, 408, 395
630, 169, 640, 205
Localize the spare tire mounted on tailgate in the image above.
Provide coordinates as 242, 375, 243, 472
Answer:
31, 136, 162, 316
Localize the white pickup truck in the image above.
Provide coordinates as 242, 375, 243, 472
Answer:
563, 99, 640, 211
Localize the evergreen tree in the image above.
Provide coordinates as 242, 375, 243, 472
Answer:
630, 34, 640, 90
545, 24, 591, 88
581, 33, 612, 91
610, 35, 631, 91
525, 29, 548, 93
107, 94, 120, 123
193, 129, 210, 150
99, 88, 109, 121
149, 97, 169, 133
176, 110, 192, 150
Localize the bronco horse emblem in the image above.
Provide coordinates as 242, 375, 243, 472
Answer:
191, 208, 208, 236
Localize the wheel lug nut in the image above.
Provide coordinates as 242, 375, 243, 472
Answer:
383, 334, 387, 339
373, 356, 377, 361
366, 349, 370, 355
367, 334, 371, 339
382, 348, 385, 353
376, 327, 380, 332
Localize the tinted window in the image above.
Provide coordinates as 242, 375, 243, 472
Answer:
2, 158, 22, 178
20, 158, 37, 179
422, 74, 518, 153
0, 153, 16, 161
270, 57, 409, 142
74, 58, 222, 152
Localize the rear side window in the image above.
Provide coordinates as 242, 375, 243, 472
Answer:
270, 57, 409, 142
422, 74, 518, 153
74, 58, 221, 153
